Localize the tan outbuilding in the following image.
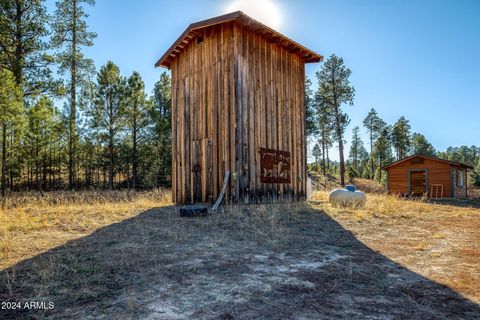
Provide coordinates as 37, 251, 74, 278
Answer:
382, 154, 473, 199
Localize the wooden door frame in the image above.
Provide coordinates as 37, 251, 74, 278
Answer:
408, 169, 429, 196
450, 165, 455, 198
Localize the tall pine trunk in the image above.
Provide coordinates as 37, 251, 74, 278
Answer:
378, 155, 383, 182
42, 133, 47, 190
35, 138, 43, 195
335, 120, 346, 186
9, 125, 14, 191
132, 108, 137, 190
68, 1, 78, 190
331, 69, 346, 186
108, 134, 114, 190
156, 102, 163, 188
12, 3, 23, 193
48, 139, 52, 189
326, 147, 330, 174
369, 130, 374, 179
332, 111, 345, 185
14, 2, 23, 87
321, 130, 326, 176
108, 91, 114, 190
1, 124, 7, 205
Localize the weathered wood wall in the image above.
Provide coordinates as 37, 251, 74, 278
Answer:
171, 21, 307, 204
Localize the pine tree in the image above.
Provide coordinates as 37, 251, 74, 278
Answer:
439, 145, 480, 186
312, 143, 321, 171
150, 72, 172, 186
348, 126, 367, 172
25, 97, 62, 192
391, 116, 411, 160
362, 108, 386, 179
125, 71, 149, 190
473, 159, 480, 187
0, 0, 56, 95
372, 127, 393, 182
313, 82, 333, 176
0, 69, 23, 202
457, 146, 475, 166
0, 0, 57, 192
305, 77, 317, 138
346, 165, 358, 183
88, 61, 126, 190
316, 55, 354, 186
411, 133, 436, 156
51, 0, 97, 189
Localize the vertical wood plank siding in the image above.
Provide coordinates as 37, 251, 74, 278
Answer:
387, 158, 455, 198
171, 22, 307, 204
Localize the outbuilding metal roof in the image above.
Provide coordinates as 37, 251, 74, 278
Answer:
381, 154, 473, 170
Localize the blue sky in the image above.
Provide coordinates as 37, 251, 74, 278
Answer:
46, 0, 480, 160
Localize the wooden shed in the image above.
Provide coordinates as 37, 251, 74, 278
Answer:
382, 154, 473, 199
155, 11, 322, 205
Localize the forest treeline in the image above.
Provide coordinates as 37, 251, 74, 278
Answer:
305, 56, 480, 187
0, 0, 172, 199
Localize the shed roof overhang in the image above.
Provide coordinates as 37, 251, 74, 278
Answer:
381, 154, 474, 170
155, 11, 323, 69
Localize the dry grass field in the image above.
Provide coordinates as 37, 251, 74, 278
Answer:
0, 190, 172, 270
0, 190, 479, 319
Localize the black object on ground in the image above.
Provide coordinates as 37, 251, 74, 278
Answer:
180, 205, 208, 217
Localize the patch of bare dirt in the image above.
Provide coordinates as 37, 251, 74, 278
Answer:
328, 210, 480, 304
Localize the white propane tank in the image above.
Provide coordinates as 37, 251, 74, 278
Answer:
329, 186, 366, 208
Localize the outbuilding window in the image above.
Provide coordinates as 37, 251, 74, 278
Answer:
457, 169, 465, 187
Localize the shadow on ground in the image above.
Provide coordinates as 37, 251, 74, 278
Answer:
1, 204, 479, 319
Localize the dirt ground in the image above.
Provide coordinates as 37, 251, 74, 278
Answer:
1, 196, 479, 319
323, 203, 480, 306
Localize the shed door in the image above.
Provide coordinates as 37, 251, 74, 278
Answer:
410, 171, 426, 196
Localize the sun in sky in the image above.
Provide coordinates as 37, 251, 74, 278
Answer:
225, 0, 282, 29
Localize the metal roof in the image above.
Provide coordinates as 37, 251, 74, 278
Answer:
155, 11, 323, 69
381, 154, 474, 170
